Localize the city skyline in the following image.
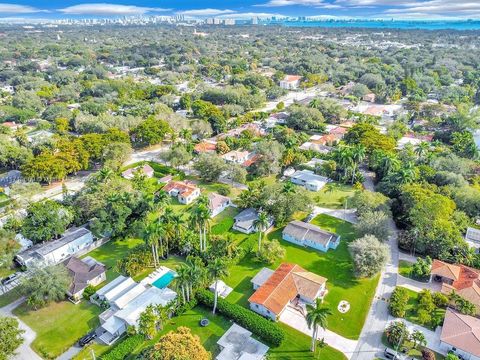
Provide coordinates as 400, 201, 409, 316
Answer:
0, 1, 479, 22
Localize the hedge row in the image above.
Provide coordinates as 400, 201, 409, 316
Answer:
100, 334, 143, 360
196, 289, 284, 347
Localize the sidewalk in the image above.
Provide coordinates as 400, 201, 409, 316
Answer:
0, 297, 42, 360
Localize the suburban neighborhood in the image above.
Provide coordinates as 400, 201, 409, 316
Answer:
0, 11, 479, 360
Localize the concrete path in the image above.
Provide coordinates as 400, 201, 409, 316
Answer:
57, 344, 82, 360
312, 206, 358, 224
397, 275, 441, 293
0, 297, 42, 360
279, 306, 358, 359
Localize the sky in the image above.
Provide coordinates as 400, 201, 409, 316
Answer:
0, 0, 479, 21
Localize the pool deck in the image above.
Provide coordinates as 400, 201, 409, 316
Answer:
140, 266, 174, 287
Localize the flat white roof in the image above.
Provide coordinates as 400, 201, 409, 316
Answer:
111, 283, 147, 309
251, 268, 274, 286
95, 275, 128, 296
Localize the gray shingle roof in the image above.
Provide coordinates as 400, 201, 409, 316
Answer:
283, 220, 339, 247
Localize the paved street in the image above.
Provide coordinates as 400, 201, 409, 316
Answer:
352, 171, 399, 360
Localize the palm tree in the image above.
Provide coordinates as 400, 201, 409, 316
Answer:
154, 190, 171, 213
185, 256, 206, 299
189, 197, 211, 252
282, 181, 296, 194
143, 221, 159, 268
253, 210, 270, 254
306, 298, 332, 352
350, 144, 366, 184
175, 264, 191, 303
415, 142, 430, 162
411, 330, 426, 350
207, 259, 229, 314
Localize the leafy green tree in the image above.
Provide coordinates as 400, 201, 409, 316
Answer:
411, 330, 426, 350
0, 316, 24, 360
256, 239, 286, 264
193, 153, 226, 183
21, 200, 73, 243
355, 210, 391, 241
20, 265, 70, 309
286, 105, 325, 131
160, 145, 192, 169
0, 229, 19, 271
389, 286, 410, 318
348, 235, 390, 278
306, 299, 332, 352
385, 321, 410, 349
130, 116, 171, 147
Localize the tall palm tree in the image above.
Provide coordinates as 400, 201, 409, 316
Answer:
306, 299, 332, 352
154, 190, 171, 213
253, 210, 270, 254
350, 144, 366, 184
207, 259, 229, 314
185, 256, 206, 298
189, 197, 211, 252
415, 142, 430, 162
379, 153, 401, 178
143, 221, 159, 268
175, 264, 191, 303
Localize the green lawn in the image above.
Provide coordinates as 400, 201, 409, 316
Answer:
223, 214, 377, 340
310, 183, 356, 209
400, 287, 446, 330
0, 192, 10, 207
76, 306, 346, 360
0, 287, 22, 307
398, 260, 429, 283
14, 300, 102, 359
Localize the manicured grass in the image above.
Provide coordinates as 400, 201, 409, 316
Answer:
399, 260, 414, 278
401, 287, 446, 330
224, 214, 378, 340
0, 192, 10, 207
82, 238, 144, 282
310, 183, 356, 209
14, 300, 102, 359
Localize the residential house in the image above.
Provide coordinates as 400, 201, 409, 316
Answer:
466, 227, 480, 254
208, 192, 231, 218
248, 263, 328, 321
26, 130, 54, 146
282, 220, 341, 252
95, 275, 177, 345
397, 133, 433, 149
121, 164, 154, 180
64, 256, 106, 302
222, 150, 251, 165
298, 142, 332, 154
430, 259, 480, 313
216, 323, 269, 360
289, 170, 329, 191
16, 227, 95, 268
1, 121, 21, 131
439, 309, 480, 360
232, 208, 273, 234
362, 93, 376, 103
194, 140, 217, 154
279, 75, 302, 90
163, 180, 200, 204
264, 112, 288, 128
0, 170, 22, 189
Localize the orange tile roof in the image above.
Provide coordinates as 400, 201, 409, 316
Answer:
194, 141, 216, 153
248, 263, 327, 315
432, 260, 480, 308
163, 181, 198, 197
284, 75, 302, 82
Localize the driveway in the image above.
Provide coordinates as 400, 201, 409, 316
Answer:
279, 305, 358, 359
312, 206, 358, 224
0, 297, 42, 360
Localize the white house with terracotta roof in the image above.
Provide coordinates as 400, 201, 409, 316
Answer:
430, 259, 480, 314
440, 308, 480, 360
163, 180, 200, 204
121, 164, 154, 180
282, 220, 340, 252
248, 263, 327, 321
208, 192, 231, 218
280, 75, 302, 90
222, 150, 251, 165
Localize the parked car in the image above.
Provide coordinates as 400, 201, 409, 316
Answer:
304, 213, 315, 223
384, 348, 399, 360
1, 273, 19, 286
78, 331, 96, 347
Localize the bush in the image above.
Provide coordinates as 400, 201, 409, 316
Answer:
216, 184, 230, 196
432, 292, 448, 308
389, 287, 409, 318
101, 334, 143, 360
196, 289, 284, 347
174, 298, 198, 316
83, 285, 96, 299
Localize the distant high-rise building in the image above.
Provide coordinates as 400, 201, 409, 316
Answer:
252, 17, 258, 25
223, 19, 235, 26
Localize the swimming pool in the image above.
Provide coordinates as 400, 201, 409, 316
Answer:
152, 271, 176, 289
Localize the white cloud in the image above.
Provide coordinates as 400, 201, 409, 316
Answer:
0, 3, 44, 13
176, 8, 236, 16
217, 12, 286, 19
59, 3, 169, 16
256, 0, 327, 7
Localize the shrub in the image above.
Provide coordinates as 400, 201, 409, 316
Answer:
216, 184, 231, 196
83, 285, 96, 299
101, 334, 143, 360
432, 292, 448, 308
389, 287, 409, 318
196, 289, 284, 347
174, 298, 198, 316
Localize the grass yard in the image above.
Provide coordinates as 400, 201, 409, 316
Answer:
14, 300, 102, 359
0, 287, 22, 307
399, 260, 414, 278
0, 192, 10, 207
401, 287, 446, 330
310, 183, 356, 209
82, 238, 144, 282
222, 213, 377, 340
77, 306, 346, 360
